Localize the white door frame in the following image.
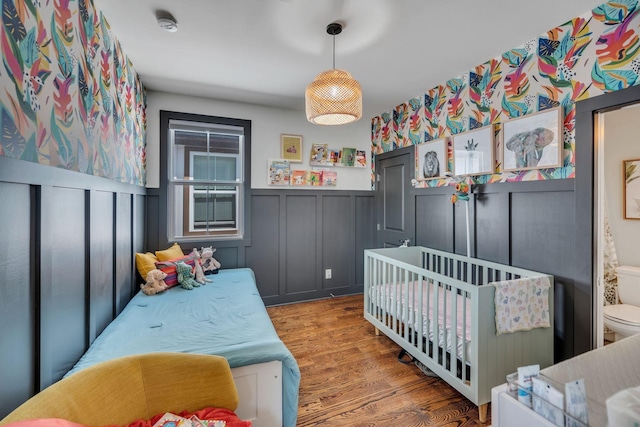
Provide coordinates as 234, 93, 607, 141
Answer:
594, 112, 605, 348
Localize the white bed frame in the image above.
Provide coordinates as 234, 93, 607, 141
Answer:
232, 361, 283, 427
364, 246, 555, 422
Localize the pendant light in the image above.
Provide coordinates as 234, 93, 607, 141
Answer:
305, 22, 362, 125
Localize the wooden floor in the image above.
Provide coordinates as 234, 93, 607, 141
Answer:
267, 294, 491, 427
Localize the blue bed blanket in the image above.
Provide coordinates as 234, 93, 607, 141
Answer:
66, 268, 300, 427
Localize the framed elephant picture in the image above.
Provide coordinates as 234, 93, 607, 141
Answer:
502, 107, 562, 172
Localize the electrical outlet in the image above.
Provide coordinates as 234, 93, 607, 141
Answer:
325, 269, 332, 279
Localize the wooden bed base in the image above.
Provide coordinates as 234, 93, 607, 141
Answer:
364, 247, 554, 423
232, 361, 283, 427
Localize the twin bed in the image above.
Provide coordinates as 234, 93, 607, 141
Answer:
65, 268, 299, 427
364, 246, 555, 422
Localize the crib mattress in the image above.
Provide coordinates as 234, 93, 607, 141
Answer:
370, 281, 473, 362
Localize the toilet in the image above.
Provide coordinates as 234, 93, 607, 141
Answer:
603, 265, 640, 341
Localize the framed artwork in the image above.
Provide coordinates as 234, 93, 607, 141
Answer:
415, 138, 449, 180
624, 158, 640, 219
281, 134, 302, 163
267, 158, 290, 186
502, 107, 562, 172
309, 143, 329, 165
453, 126, 494, 176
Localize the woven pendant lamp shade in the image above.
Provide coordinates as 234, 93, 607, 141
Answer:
305, 22, 362, 125
305, 69, 362, 125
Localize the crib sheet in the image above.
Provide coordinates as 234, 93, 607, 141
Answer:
371, 281, 472, 361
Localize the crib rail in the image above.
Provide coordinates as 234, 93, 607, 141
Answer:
363, 246, 554, 411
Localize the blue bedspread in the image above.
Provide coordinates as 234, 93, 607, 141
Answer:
66, 268, 299, 427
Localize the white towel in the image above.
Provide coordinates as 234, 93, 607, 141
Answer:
492, 276, 551, 335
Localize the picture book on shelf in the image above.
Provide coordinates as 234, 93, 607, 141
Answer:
328, 149, 340, 165
341, 147, 356, 167
291, 170, 308, 186
308, 170, 322, 186
268, 158, 291, 186
321, 170, 337, 186
309, 143, 329, 165
355, 150, 367, 167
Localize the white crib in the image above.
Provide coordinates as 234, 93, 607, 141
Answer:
364, 246, 554, 422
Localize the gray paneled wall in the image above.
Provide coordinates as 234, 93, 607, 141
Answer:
146, 189, 375, 306
0, 157, 145, 418
414, 179, 576, 361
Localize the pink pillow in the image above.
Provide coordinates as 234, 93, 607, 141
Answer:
154, 254, 198, 288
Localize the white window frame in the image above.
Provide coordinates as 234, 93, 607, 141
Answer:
167, 120, 245, 241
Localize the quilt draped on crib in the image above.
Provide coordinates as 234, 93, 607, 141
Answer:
492, 276, 551, 335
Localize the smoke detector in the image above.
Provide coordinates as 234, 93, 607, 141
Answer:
157, 12, 178, 32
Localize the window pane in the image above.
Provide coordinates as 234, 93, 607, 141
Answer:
193, 192, 236, 229
170, 184, 239, 237
171, 130, 240, 181
215, 156, 236, 180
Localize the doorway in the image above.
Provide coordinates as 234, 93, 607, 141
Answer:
576, 84, 640, 353
594, 103, 640, 347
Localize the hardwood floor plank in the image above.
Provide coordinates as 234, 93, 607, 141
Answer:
267, 294, 491, 426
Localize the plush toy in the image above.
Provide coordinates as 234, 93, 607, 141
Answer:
141, 269, 169, 295
191, 249, 213, 284
175, 261, 201, 290
200, 246, 221, 275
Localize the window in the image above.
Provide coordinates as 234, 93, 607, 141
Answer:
161, 112, 251, 241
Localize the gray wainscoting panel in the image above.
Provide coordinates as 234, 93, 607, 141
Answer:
355, 195, 375, 289
322, 196, 351, 291
133, 194, 146, 262
415, 194, 453, 252
511, 190, 576, 361
115, 193, 132, 314
453, 199, 474, 257
511, 191, 575, 276
89, 191, 115, 342
212, 247, 239, 270
145, 191, 160, 255
285, 196, 318, 295
40, 186, 86, 387
246, 195, 280, 298
474, 192, 510, 264
0, 183, 35, 416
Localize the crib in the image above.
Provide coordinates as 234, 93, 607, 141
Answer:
364, 246, 554, 422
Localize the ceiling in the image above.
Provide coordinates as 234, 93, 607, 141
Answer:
94, 0, 605, 121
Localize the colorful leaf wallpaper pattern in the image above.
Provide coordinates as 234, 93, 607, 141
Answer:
371, 0, 640, 188
0, 0, 146, 185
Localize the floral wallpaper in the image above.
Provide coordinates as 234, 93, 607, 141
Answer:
371, 0, 640, 189
0, 0, 146, 186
